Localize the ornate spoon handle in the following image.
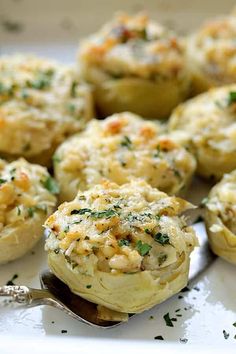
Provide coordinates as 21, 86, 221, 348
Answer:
0, 285, 55, 307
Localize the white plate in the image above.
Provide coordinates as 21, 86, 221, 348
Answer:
0, 0, 236, 352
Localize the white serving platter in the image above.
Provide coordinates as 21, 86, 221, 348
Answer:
0, 0, 236, 352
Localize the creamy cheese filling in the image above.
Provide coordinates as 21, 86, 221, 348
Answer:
45, 180, 197, 275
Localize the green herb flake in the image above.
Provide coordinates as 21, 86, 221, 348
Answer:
163, 313, 175, 327
120, 135, 132, 149
154, 232, 170, 245
28, 70, 54, 90
17, 206, 21, 216
70, 208, 91, 215
64, 225, 70, 233
136, 240, 152, 256
228, 91, 236, 105
78, 195, 86, 201
67, 103, 76, 113
0, 178, 7, 185
118, 239, 130, 247
223, 330, 229, 340
70, 81, 77, 97
233, 322, 236, 327
42, 176, 59, 195
91, 209, 118, 219
144, 228, 152, 235
181, 286, 190, 293
28, 207, 35, 218
154, 335, 164, 340
6, 274, 18, 286
86, 284, 92, 289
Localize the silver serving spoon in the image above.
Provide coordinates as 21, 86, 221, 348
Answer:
0, 221, 216, 329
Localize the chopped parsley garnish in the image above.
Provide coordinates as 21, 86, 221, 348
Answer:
136, 240, 152, 256
70, 208, 91, 215
233, 322, 236, 327
163, 313, 176, 327
120, 135, 132, 149
61, 330, 67, 334
42, 176, 59, 195
0, 178, 7, 185
90, 209, 118, 219
70, 208, 118, 219
154, 336, 164, 340
28, 207, 35, 218
86, 285, 92, 289
181, 286, 190, 293
78, 195, 86, 201
67, 103, 76, 113
144, 228, 152, 234
27, 69, 54, 90
6, 274, 18, 286
64, 225, 70, 233
223, 330, 229, 340
228, 91, 236, 105
70, 81, 77, 97
179, 338, 188, 344
154, 232, 170, 245
173, 169, 181, 178
30, 75, 50, 90
118, 239, 130, 247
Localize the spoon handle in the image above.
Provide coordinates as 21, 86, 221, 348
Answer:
0, 285, 54, 307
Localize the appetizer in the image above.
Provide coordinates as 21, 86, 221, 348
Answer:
187, 13, 236, 94
54, 112, 196, 202
45, 179, 198, 314
0, 158, 57, 264
205, 170, 236, 265
78, 13, 191, 119
0, 54, 94, 166
169, 85, 236, 179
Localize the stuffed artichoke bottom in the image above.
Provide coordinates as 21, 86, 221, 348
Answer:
45, 180, 197, 315
169, 85, 236, 180
205, 170, 236, 264
0, 158, 57, 264
78, 13, 191, 119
